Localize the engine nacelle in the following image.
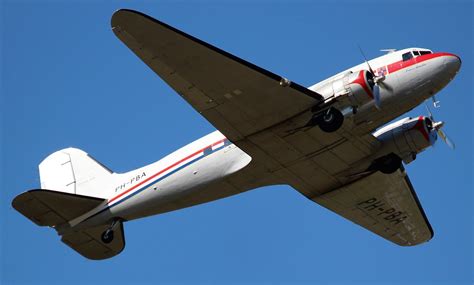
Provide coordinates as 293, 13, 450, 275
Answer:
315, 70, 376, 107
373, 116, 437, 163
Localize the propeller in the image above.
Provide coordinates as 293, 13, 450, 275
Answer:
358, 46, 386, 109
425, 102, 455, 149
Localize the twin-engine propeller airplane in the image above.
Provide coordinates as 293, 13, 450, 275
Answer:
13, 9, 461, 260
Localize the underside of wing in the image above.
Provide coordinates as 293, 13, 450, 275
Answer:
310, 168, 433, 246
111, 9, 323, 141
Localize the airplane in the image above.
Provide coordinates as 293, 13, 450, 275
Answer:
12, 9, 461, 260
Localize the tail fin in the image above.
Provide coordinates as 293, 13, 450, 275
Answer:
39, 148, 113, 198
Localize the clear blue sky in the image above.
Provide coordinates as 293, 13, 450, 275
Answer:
1, 1, 472, 284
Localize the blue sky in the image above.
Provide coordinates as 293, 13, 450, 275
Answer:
1, 1, 472, 284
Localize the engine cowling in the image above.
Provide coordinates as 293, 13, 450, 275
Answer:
315, 70, 376, 107
373, 116, 437, 163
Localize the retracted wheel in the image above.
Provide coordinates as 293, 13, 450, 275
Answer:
101, 229, 114, 244
378, 153, 402, 174
101, 218, 120, 244
318, 107, 344, 133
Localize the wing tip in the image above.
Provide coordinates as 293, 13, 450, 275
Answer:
11, 189, 41, 211
397, 234, 434, 247
111, 9, 137, 29
402, 172, 435, 243
111, 8, 159, 29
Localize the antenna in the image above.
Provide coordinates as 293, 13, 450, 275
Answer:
380, 49, 397, 54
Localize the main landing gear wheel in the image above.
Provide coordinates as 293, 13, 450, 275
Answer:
101, 229, 114, 244
378, 153, 402, 174
317, 107, 344, 133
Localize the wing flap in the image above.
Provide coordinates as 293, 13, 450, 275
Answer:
61, 222, 125, 260
12, 189, 105, 227
311, 168, 433, 246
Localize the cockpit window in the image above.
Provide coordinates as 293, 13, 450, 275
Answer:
413, 50, 420, 56
419, 50, 432, 55
402, 52, 413, 61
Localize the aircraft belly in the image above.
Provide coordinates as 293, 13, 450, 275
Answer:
111, 145, 251, 220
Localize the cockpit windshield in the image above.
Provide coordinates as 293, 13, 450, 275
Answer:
402, 52, 413, 61
402, 50, 433, 61
402, 50, 432, 61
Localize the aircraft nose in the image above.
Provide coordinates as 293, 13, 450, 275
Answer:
444, 53, 461, 76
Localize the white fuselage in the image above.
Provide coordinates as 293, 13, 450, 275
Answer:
73, 48, 460, 231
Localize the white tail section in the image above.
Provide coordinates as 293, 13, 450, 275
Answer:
39, 148, 113, 199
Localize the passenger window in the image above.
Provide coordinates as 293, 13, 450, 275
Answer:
402, 52, 413, 61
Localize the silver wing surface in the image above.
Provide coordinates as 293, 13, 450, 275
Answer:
111, 9, 432, 245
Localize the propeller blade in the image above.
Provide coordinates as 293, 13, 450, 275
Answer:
424, 99, 454, 150
437, 129, 455, 149
373, 84, 381, 109
358, 45, 376, 76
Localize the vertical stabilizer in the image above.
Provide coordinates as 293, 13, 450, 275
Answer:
39, 148, 113, 198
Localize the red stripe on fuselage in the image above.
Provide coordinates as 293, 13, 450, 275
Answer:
108, 138, 227, 204
211, 138, 226, 147
386, 52, 458, 75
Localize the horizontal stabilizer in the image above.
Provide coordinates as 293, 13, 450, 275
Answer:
61, 222, 125, 260
12, 189, 105, 227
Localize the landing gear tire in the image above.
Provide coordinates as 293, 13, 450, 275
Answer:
317, 108, 344, 133
378, 154, 402, 174
101, 229, 114, 244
